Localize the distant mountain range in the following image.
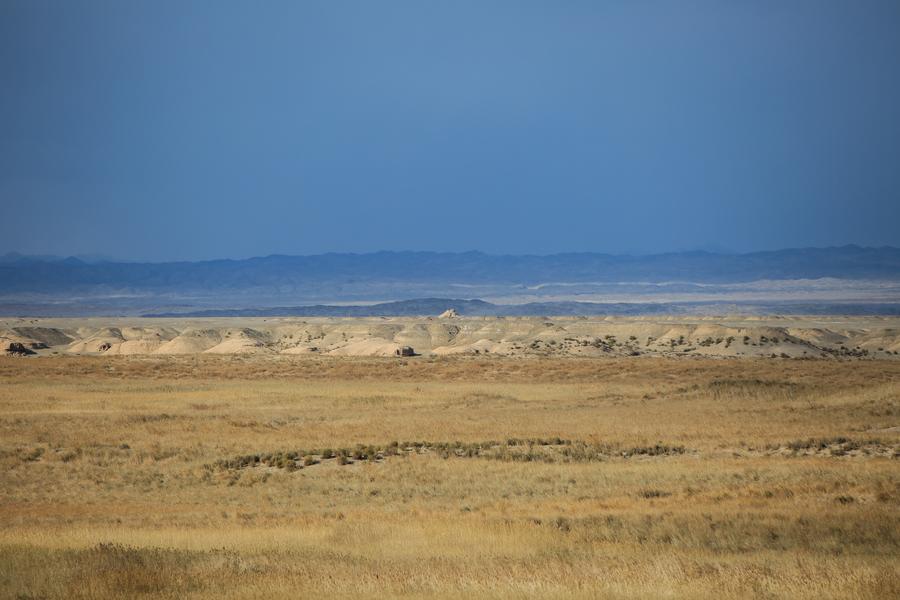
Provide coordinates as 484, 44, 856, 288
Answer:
2, 246, 900, 294
2, 246, 900, 316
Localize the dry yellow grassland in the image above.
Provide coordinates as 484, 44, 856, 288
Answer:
1, 355, 898, 599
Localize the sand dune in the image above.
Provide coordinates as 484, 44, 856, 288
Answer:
2, 315, 899, 359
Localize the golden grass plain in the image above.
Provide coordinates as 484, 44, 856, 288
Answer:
1, 355, 898, 599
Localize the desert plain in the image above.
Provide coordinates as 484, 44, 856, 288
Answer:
1, 315, 898, 598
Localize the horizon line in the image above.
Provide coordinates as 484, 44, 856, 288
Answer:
2, 243, 898, 265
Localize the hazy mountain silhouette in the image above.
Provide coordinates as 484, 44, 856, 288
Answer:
2, 246, 900, 296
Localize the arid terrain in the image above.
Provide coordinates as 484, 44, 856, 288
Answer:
1, 335, 898, 598
3, 315, 900, 359
4, 0, 900, 595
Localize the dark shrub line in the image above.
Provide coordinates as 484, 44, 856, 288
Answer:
208, 438, 689, 472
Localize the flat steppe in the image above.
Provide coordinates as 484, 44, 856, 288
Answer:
1, 339, 898, 598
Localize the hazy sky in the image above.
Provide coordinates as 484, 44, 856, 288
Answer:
2, 1, 899, 261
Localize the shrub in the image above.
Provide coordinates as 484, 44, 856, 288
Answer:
639, 489, 672, 499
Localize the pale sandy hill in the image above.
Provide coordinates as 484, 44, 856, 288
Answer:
393, 323, 438, 353
432, 338, 512, 355
67, 328, 126, 353
279, 345, 321, 355
787, 327, 849, 347
105, 339, 164, 355
6, 316, 899, 359
155, 329, 224, 354
108, 327, 179, 355
203, 339, 267, 354
203, 328, 271, 354
327, 338, 403, 357
837, 329, 900, 353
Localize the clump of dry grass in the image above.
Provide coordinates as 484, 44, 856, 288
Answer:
210, 438, 690, 472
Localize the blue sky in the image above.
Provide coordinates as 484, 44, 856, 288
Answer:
2, 1, 899, 261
